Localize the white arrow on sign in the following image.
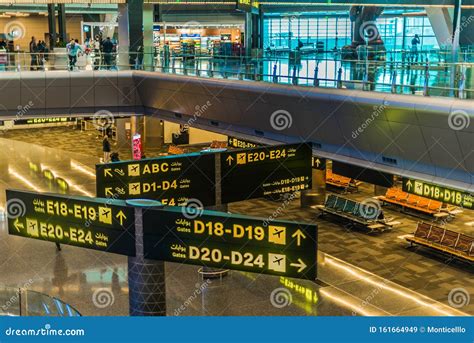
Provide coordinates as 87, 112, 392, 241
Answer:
290, 258, 307, 273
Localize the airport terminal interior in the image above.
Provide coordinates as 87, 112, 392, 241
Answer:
0, 0, 472, 318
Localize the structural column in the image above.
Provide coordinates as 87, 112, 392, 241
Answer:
47, 4, 56, 51
244, 13, 253, 56
118, 1, 154, 70
143, 117, 164, 151
127, 202, 166, 316
117, 5, 130, 69
57, 4, 67, 43
301, 168, 326, 208
203, 151, 228, 277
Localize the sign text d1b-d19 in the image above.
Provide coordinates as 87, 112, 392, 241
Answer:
5, 189, 136, 256
402, 178, 474, 210
220, 143, 312, 203
143, 207, 317, 280
95, 152, 216, 207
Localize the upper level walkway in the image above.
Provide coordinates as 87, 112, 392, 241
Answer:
1, 49, 473, 99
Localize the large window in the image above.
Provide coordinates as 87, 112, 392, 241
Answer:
263, 14, 439, 52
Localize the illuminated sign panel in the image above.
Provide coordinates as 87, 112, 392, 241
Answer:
6, 190, 135, 256
96, 153, 216, 206
236, 0, 252, 12
220, 143, 312, 203
14, 117, 76, 125
402, 178, 474, 210
143, 207, 317, 280
227, 136, 262, 149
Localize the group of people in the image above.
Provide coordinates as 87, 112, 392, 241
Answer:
85, 35, 116, 70
29, 37, 49, 70
27, 35, 116, 71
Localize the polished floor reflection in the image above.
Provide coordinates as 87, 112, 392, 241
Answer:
0, 137, 471, 316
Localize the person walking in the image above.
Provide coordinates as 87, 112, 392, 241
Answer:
66, 39, 83, 71
102, 37, 114, 70
37, 40, 46, 70
29, 36, 38, 71
411, 34, 420, 63
103, 134, 111, 163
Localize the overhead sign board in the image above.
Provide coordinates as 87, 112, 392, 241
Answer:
402, 178, 473, 210
143, 207, 317, 280
96, 152, 216, 206
227, 136, 262, 149
6, 189, 135, 256
236, 0, 252, 13
220, 143, 312, 203
14, 117, 76, 125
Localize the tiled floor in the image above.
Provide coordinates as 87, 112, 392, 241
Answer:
0, 127, 472, 316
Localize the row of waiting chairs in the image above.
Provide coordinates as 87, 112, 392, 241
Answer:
316, 194, 400, 232
210, 141, 227, 149
167, 145, 185, 155
326, 170, 361, 192
377, 188, 458, 220
406, 222, 473, 262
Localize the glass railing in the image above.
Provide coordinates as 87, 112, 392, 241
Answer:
0, 287, 81, 316
0, 49, 472, 99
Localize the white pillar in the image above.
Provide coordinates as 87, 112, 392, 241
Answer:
118, 4, 130, 70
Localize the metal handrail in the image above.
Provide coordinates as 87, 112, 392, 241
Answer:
0, 50, 472, 99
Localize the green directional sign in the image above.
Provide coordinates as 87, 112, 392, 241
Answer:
402, 178, 474, 210
6, 189, 136, 256
143, 207, 317, 280
96, 152, 216, 206
220, 143, 312, 203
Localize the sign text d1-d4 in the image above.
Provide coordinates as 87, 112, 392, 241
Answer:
96, 152, 216, 207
